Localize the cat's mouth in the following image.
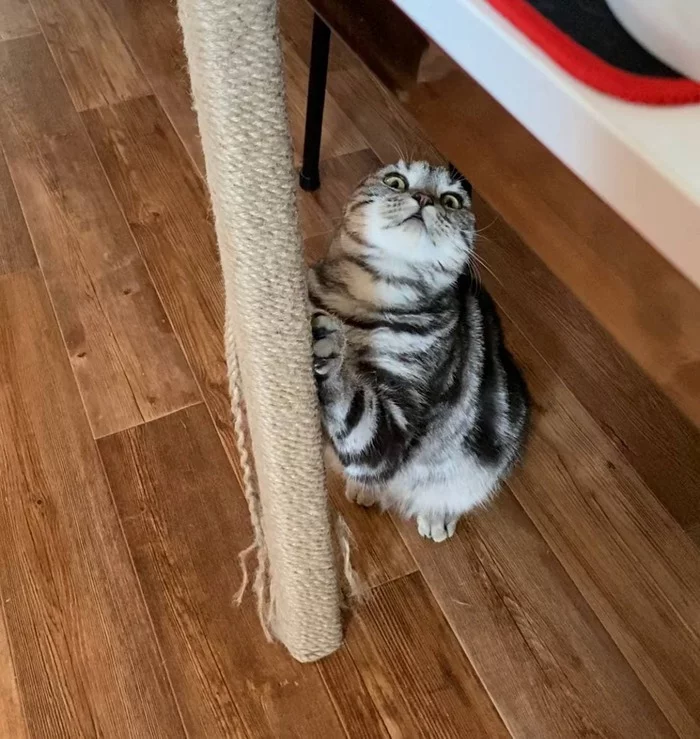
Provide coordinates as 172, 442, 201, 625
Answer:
404, 211, 424, 224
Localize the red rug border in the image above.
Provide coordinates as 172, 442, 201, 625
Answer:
485, 0, 700, 105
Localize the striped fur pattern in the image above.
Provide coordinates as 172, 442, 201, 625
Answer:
309, 161, 529, 541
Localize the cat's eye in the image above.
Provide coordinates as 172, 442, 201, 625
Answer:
441, 192, 463, 210
383, 173, 408, 192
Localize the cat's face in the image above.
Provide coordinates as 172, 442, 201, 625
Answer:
342, 161, 475, 274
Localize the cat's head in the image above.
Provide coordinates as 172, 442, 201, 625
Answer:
340, 161, 475, 275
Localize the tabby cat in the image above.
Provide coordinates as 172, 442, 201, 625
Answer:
308, 161, 529, 541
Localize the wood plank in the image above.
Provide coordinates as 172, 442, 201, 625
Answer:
0, 599, 27, 739
0, 35, 200, 437
0, 148, 36, 275
98, 404, 346, 738
99, 0, 205, 173
0, 269, 185, 737
328, 65, 441, 165
303, 232, 332, 266
497, 311, 700, 736
81, 95, 232, 457
30, 0, 149, 110
282, 39, 368, 166
279, 0, 358, 73
472, 195, 700, 531
317, 645, 390, 739
398, 494, 675, 738
330, 572, 508, 738
0, 0, 37, 40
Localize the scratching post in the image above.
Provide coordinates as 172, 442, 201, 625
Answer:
177, 0, 343, 661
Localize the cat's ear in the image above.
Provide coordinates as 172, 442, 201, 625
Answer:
448, 163, 473, 198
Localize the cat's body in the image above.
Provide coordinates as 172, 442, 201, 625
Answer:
309, 161, 529, 541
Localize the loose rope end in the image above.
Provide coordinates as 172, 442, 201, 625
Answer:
335, 513, 365, 606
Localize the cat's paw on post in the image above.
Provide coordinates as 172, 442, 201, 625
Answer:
346, 480, 376, 508
312, 312, 344, 377
417, 513, 458, 542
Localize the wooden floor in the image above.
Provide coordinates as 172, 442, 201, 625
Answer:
1, 0, 699, 736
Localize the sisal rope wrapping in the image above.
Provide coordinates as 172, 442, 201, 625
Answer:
177, 0, 343, 661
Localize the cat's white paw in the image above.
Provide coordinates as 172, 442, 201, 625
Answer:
346, 481, 376, 508
312, 312, 344, 377
417, 513, 458, 542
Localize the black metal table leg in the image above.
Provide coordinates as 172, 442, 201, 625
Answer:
299, 14, 331, 192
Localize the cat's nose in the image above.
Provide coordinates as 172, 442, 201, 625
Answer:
412, 192, 433, 208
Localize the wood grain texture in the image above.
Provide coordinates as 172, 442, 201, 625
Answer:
279, 0, 358, 73
338, 572, 508, 738
398, 493, 675, 738
303, 232, 332, 266
0, 599, 27, 739
82, 95, 234, 467
0, 0, 37, 40
327, 65, 442, 164
472, 196, 700, 531
282, 39, 368, 166
500, 312, 700, 736
30, 0, 149, 110
99, 0, 205, 173
688, 524, 700, 550
0, 36, 199, 438
0, 270, 185, 738
98, 404, 346, 739
317, 646, 390, 739
0, 148, 36, 275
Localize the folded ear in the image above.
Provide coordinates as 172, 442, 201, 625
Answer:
447, 163, 473, 198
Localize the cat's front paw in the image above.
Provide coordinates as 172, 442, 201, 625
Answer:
312, 312, 344, 377
346, 480, 376, 508
417, 513, 459, 543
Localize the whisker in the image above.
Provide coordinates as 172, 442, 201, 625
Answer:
475, 233, 496, 247
472, 252, 503, 286
390, 140, 405, 163
466, 260, 481, 293
476, 215, 499, 234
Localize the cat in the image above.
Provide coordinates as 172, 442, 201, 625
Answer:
308, 161, 529, 542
